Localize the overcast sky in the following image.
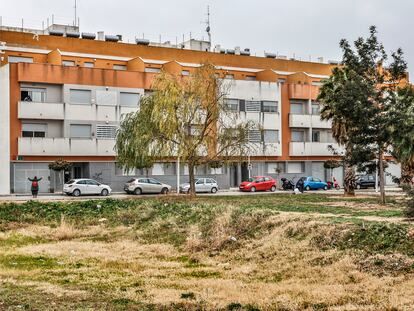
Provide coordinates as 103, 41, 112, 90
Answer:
2, 0, 413, 76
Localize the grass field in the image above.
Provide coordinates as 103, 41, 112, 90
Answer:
0, 194, 413, 310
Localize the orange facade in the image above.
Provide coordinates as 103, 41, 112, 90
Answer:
1, 29, 336, 163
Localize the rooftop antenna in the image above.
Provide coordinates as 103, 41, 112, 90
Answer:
204, 5, 211, 50
74, 0, 77, 27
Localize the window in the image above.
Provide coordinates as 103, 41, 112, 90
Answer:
22, 123, 46, 138
8, 56, 33, 63
113, 64, 127, 71
264, 130, 279, 143
312, 130, 320, 142
312, 102, 320, 115
96, 125, 117, 139
291, 130, 305, 142
151, 163, 164, 176
84, 62, 94, 68
287, 162, 305, 174
21, 88, 46, 102
246, 101, 261, 112
290, 101, 306, 114
62, 60, 75, 66
148, 178, 162, 185
245, 76, 256, 81
145, 67, 161, 73
181, 70, 190, 76
196, 179, 205, 185
206, 178, 216, 184
224, 99, 239, 112
225, 74, 234, 79
70, 124, 91, 138
267, 162, 285, 174
115, 164, 136, 176
248, 130, 261, 143
163, 163, 176, 175
195, 165, 207, 175
70, 89, 92, 104
210, 167, 223, 175
86, 180, 100, 185
262, 101, 278, 113
120, 92, 140, 107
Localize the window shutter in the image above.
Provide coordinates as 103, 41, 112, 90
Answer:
239, 100, 245, 112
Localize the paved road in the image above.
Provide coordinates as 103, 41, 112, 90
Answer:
0, 188, 404, 203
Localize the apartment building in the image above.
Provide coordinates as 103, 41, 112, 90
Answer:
0, 25, 401, 194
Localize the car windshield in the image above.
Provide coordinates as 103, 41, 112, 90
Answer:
127, 179, 136, 183
66, 180, 75, 184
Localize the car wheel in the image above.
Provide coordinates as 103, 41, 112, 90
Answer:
134, 188, 142, 195
305, 186, 311, 191
161, 187, 169, 195
356, 184, 361, 190
211, 187, 218, 194
250, 186, 256, 192
101, 189, 109, 196
323, 185, 328, 190
270, 185, 276, 192
72, 189, 81, 197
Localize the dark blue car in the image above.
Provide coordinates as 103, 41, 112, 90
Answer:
301, 176, 328, 191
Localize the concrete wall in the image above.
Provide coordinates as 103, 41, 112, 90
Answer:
0, 65, 11, 195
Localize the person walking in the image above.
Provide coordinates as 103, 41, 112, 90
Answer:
28, 176, 42, 198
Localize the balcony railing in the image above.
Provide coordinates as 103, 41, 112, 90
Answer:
289, 114, 332, 128
249, 143, 282, 156
18, 138, 116, 156
289, 142, 343, 156
18, 101, 64, 120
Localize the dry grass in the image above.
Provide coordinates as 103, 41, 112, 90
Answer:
0, 196, 413, 310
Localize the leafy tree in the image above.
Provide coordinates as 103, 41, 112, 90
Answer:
318, 26, 411, 203
48, 159, 72, 192
116, 63, 255, 195
388, 86, 414, 184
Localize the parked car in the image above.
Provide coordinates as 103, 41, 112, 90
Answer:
239, 176, 277, 192
356, 174, 377, 189
179, 178, 219, 194
63, 179, 112, 196
302, 177, 328, 191
124, 178, 171, 195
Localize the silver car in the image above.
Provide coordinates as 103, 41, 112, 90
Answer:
124, 178, 172, 195
63, 179, 112, 197
179, 178, 219, 194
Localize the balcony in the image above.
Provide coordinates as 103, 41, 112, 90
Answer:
249, 143, 282, 156
18, 138, 116, 156
288, 84, 319, 100
289, 142, 343, 156
289, 114, 332, 128
18, 101, 64, 120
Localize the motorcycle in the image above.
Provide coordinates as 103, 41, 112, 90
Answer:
281, 178, 295, 191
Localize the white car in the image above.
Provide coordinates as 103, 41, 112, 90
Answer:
179, 178, 219, 194
63, 179, 112, 197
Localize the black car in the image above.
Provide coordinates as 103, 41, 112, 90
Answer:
356, 175, 377, 189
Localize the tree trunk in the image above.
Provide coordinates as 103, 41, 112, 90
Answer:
378, 150, 386, 204
343, 164, 356, 196
188, 161, 196, 196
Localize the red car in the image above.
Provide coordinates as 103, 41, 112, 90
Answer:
239, 176, 277, 192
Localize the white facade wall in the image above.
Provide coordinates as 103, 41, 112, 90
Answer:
0, 65, 10, 194
225, 80, 282, 156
